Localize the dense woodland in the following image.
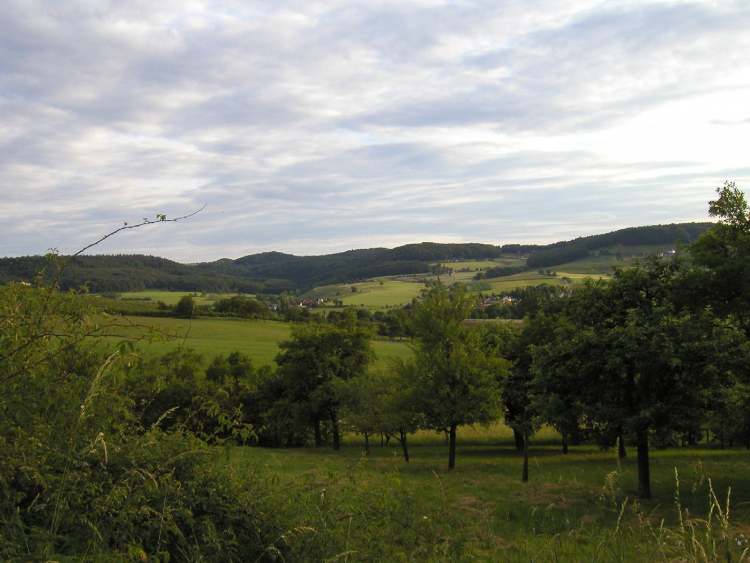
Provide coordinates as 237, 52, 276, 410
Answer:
0, 222, 712, 293
0, 185, 746, 560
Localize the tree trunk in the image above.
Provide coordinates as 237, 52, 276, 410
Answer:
448, 423, 457, 470
331, 411, 340, 451
314, 418, 322, 448
522, 431, 529, 482
513, 428, 524, 451
364, 432, 370, 455
636, 429, 651, 499
618, 432, 627, 459
399, 429, 410, 463
561, 432, 569, 454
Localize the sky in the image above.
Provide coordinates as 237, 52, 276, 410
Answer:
2, 0, 750, 262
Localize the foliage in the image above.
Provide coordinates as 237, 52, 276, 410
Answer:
690, 181, 750, 330
527, 222, 711, 269
533, 260, 750, 497
274, 316, 374, 449
213, 295, 272, 318
0, 281, 296, 560
174, 294, 196, 318
409, 283, 508, 468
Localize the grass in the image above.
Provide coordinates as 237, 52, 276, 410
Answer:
437, 258, 526, 271
118, 290, 245, 306
307, 279, 426, 308
103, 315, 411, 368
224, 433, 750, 561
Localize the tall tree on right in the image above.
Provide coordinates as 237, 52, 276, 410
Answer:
689, 181, 750, 328
534, 262, 748, 498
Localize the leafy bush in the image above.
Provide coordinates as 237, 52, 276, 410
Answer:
0, 279, 299, 560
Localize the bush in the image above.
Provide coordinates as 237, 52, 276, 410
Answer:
0, 281, 298, 560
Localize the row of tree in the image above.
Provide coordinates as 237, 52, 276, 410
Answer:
238, 183, 750, 500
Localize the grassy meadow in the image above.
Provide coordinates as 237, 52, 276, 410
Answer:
304, 278, 425, 308
225, 429, 750, 561
118, 290, 244, 306
103, 315, 411, 368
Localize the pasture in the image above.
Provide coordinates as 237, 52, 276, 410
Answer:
306, 278, 426, 308
118, 290, 244, 306
472, 270, 608, 292
104, 315, 411, 368
227, 432, 750, 561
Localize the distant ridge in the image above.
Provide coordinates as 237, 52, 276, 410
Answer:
0, 222, 713, 293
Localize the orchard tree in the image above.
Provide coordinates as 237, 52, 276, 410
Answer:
175, 294, 196, 318
410, 283, 507, 469
535, 263, 748, 498
276, 315, 373, 450
689, 181, 750, 328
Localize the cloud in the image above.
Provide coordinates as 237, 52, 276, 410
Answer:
1, 0, 749, 261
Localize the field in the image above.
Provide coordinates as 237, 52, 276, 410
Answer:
103, 315, 411, 368
305, 278, 426, 309
469, 270, 608, 292
118, 290, 244, 306
226, 431, 750, 561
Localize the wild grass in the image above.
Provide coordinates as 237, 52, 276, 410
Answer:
226, 439, 750, 561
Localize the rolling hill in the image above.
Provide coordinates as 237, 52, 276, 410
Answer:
0, 222, 713, 293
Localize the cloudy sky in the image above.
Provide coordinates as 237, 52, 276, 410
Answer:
2, 0, 750, 261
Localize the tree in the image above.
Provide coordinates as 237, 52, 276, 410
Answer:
175, 294, 195, 318
534, 262, 748, 498
688, 181, 750, 330
409, 283, 507, 469
275, 316, 373, 450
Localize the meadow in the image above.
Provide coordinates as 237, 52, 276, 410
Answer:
104, 315, 412, 368
227, 429, 750, 561
118, 290, 243, 306
304, 278, 425, 309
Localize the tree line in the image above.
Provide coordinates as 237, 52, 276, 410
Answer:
174, 183, 746, 502
0, 184, 747, 559
1, 223, 713, 292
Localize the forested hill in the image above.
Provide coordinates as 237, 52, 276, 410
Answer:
525, 222, 712, 268
0, 222, 713, 292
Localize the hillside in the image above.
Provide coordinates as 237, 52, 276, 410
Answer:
0, 222, 713, 293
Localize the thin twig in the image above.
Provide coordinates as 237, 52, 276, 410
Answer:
72, 205, 206, 257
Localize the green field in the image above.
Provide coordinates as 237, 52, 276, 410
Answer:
437, 257, 526, 271
227, 435, 750, 561
118, 290, 245, 306
306, 279, 426, 308
469, 270, 607, 292
104, 315, 411, 368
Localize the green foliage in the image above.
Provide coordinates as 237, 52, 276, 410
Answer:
0, 282, 299, 560
409, 283, 508, 467
527, 222, 711, 269
274, 319, 374, 448
213, 295, 271, 318
174, 294, 195, 318
532, 260, 750, 497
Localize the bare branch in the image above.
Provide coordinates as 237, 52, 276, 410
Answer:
72, 205, 206, 257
